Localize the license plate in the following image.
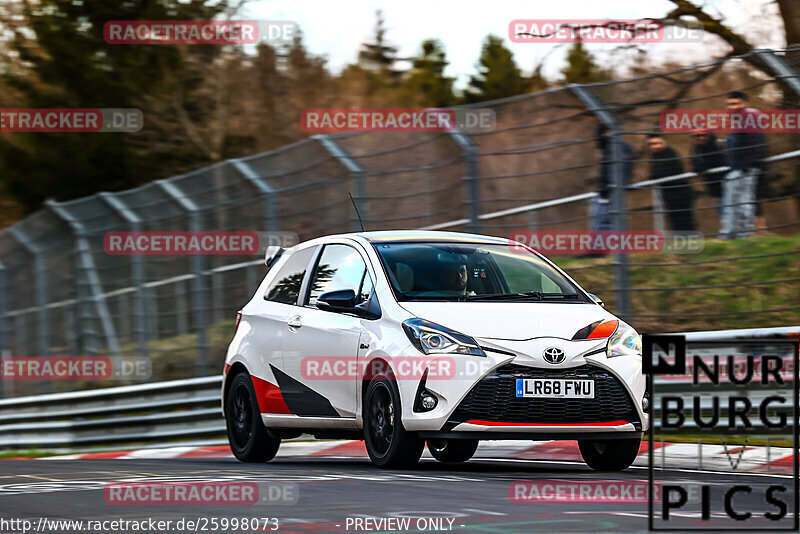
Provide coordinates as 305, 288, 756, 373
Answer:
515, 378, 595, 399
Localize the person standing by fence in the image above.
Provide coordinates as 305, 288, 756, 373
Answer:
690, 128, 726, 227
720, 91, 767, 238
593, 124, 634, 232
647, 133, 697, 232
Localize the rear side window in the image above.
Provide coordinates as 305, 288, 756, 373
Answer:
264, 247, 317, 305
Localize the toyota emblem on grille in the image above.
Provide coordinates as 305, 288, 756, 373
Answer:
543, 347, 566, 364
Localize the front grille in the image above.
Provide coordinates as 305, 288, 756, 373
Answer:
449, 363, 639, 426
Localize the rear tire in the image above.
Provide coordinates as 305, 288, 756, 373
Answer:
225, 372, 281, 462
578, 438, 641, 471
363, 377, 424, 469
428, 439, 479, 463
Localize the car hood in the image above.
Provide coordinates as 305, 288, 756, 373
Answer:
397, 301, 616, 341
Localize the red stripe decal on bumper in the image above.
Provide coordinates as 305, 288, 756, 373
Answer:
463, 420, 631, 427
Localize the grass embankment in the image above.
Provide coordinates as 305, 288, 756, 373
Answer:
557, 233, 800, 333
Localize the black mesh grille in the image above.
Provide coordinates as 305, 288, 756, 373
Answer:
449, 364, 639, 425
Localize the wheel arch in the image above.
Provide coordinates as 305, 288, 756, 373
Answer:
360, 357, 397, 404
222, 361, 250, 417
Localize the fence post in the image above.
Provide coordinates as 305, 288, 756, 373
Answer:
156, 180, 209, 375
0, 262, 5, 354
314, 135, 367, 232
46, 200, 122, 361
446, 127, 481, 234
211, 272, 223, 324
13, 315, 24, 357
570, 84, 631, 318
755, 49, 800, 97
0, 262, 6, 398
118, 292, 131, 340
175, 281, 189, 334
7, 226, 50, 392
99, 192, 149, 359
228, 158, 279, 234
754, 50, 800, 229
652, 190, 666, 235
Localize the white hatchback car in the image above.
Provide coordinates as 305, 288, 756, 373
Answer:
222, 231, 647, 469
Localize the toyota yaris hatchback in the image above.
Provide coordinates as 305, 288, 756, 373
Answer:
223, 231, 647, 470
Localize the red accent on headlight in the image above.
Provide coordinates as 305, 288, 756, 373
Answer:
587, 320, 618, 339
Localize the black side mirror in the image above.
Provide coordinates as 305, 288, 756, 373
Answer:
316, 289, 380, 319
316, 289, 357, 311
588, 293, 604, 307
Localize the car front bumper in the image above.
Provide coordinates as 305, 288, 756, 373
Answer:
397, 337, 648, 436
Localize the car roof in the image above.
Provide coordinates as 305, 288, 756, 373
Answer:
353, 230, 512, 244
285, 231, 517, 254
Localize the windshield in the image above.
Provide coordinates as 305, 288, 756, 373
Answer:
372, 242, 588, 302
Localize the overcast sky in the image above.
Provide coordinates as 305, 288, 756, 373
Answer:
242, 0, 783, 88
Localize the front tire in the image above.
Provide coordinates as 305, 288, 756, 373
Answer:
225, 372, 281, 462
427, 439, 479, 463
363, 377, 424, 469
578, 438, 641, 471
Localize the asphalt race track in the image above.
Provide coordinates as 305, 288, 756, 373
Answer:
0, 455, 795, 533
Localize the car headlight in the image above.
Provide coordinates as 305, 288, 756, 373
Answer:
606, 321, 642, 358
402, 318, 486, 356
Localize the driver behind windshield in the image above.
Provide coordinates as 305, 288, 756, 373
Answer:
438, 262, 475, 296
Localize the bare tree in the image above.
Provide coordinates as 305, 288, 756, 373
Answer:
661, 1, 800, 213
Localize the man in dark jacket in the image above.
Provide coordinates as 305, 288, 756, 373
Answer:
690, 129, 726, 200
720, 91, 767, 238
647, 132, 696, 232
593, 124, 634, 232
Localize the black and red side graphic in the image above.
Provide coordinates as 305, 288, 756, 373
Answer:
270, 365, 340, 418
250, 373, 292, 414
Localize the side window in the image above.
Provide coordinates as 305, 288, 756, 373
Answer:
308, 244, 369, 305
264, 246, 317, 305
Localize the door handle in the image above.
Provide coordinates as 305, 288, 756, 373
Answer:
287, 316, 302, 329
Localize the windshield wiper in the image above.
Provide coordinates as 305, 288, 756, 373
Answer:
461, 291, 579, 301
462, 291, 535, 301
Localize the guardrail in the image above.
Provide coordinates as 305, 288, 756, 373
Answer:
0, 327, 796, 452
0, 376, 223, 450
